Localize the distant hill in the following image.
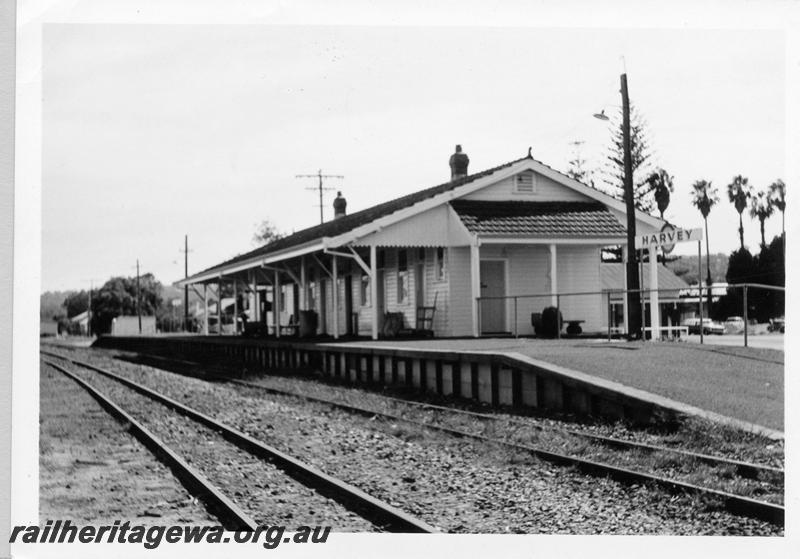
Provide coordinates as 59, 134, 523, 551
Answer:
665, 253, 729, 285
40, 290, 75, 320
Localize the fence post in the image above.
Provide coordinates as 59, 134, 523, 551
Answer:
743, 285, 748, 348
556, 294, 561, 340
698, 240, 704, 345
476, 297, 481, 338
514, 297, 518, 338
699, 283, 704, 345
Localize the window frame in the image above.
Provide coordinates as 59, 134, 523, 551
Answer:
434, 247, 447, 281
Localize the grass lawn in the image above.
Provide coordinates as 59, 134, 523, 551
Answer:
342, 338, 784, 431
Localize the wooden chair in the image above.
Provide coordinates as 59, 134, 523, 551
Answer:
412, 292, 438, 338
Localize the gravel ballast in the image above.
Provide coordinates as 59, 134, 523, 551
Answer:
62, 363, 378, 531
39, 363, 217, 525
48, 347, 783, 535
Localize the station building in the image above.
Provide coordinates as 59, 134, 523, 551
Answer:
177, 147, 669, 339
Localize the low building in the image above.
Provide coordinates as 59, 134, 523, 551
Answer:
601, 262, 690, 333
178, 147, 669, 338
110, 316, 156, 335
68, 310, 89, 336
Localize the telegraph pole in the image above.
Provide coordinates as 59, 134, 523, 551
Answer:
296, 169, 344, 224
621, 73, 642, 339
136, 259, 142, 334
88, 282, 92, 338
180, 235, 192, 332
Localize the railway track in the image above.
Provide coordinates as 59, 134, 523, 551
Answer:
42, 356, 438, 533
42, 349, 784, 528
43, 359, 257, 531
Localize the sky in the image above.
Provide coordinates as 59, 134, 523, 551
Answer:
41, 22, 787, 292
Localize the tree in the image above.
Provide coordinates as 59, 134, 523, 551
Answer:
40, 290, 73, 321
91, 274, 163, 335
252, 219, 285, 247
749, 189, 774, 247
566, 140, 594, 187
63, 290, 89, 319
754, 235, 785, 321
768, 179, 785, 239
646, 168, 674, 220
715, 248, 756, 320
690, 180, 719, 313
726, 175, 752, 250
603, 104, 656, 212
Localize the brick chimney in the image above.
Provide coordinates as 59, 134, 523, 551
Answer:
333, 191, 347, 219
449, 144, 469, 180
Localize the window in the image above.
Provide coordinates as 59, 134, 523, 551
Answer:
435, 247, 447, 281
307, 269, 316, 309
360, 274, 371, 307
515, 172, 535, 194
397, 249, 409, 304
377, 249, 385, 269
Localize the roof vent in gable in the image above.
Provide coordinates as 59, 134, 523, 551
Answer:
515, 172, 535, 194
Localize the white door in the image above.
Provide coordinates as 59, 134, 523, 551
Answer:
480, 260, 506, 333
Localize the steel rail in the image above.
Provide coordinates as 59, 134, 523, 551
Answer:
42, 352, 437, 534
221, 381, 785, 526
43, 350, 784, 526
42, 359, 258, 531
84, 349, 782, 478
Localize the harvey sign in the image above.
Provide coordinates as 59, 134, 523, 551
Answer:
634, 225, 703, 253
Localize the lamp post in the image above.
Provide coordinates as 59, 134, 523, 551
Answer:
595, 73, 642, 339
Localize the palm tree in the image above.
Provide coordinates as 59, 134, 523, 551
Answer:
726, 175, 752, 250
691, 180, 719, 314
769, 179, 785, 239
750, 189, 774, 247
647, 168, 674, 220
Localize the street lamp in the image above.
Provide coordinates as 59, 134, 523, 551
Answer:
595, 73, 642, 339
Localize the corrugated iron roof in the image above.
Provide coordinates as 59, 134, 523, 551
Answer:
600, 263, 690, 294
451, 200, 627, 237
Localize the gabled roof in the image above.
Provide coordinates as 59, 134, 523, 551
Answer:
191, 156, 527, 277
451, 200, 627, 238
182, 152, 666, 285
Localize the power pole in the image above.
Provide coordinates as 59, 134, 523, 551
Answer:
136, 259, 142, 334
621, 73, 642, 340
88, 282, 92, 338
180, 235, 192, 332
296, 169, 344, 224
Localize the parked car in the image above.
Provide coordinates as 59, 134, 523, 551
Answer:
768, 316, 785, 333
724, 316, 745, 334
684, 317, 725, 335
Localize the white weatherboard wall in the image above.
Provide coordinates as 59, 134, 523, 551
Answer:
354, 205, 472, 247
448, 246, 474, 336
462, 171, 593, 202
380, 248, 418, 329
479, 244, 552, 336
555, 245, 605, 332
423, 248, 450, 334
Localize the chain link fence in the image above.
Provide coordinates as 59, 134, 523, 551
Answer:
477, 282, 784, 347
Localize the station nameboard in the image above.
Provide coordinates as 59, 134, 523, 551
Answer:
635, 226, 703, 251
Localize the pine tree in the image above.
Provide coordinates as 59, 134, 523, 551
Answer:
566, 140, 594, 187
603, 104, 655, 212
